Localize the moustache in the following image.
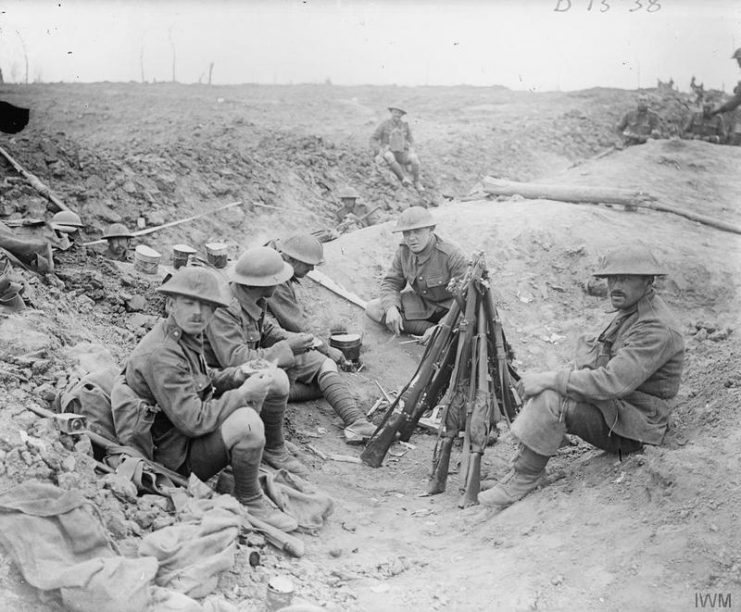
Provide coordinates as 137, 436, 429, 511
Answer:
610, 291, 625, 298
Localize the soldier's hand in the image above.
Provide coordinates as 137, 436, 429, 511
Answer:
239, 371, 272, 403
519, 372, 558, 399
287, 333, 315, 355
385, 306, 403, 336
324, 345, 346, 364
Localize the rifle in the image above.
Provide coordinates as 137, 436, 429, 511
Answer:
427, 274, 479, 494
459, 299, 493, 508
483, 283, 522, 424
360, 301, 461, 467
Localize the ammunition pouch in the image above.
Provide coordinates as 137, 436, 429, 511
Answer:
110, 374, 160, 460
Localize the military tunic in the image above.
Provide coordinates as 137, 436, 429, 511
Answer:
379, 234, 468, 321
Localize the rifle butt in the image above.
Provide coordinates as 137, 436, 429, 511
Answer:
427, 436, 454, 495
459, 452, 482, 508
360, 412, 404, 467
244, 515, 305, 558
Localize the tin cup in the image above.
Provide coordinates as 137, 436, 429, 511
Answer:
265, 575, 294, 611
134, 245, 161, 275
172, 244, 197, 269
205, 242, 228, 269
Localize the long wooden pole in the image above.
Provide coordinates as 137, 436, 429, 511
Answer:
0, 144, 73, 213
482, 176, 741, 235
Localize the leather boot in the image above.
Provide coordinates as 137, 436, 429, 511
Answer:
261, 446, 310, 479
318, 372, 375, 443
242, 493, 298, 533
478, 445, 549, 509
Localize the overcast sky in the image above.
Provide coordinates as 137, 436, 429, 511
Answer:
1, 0, 740, 92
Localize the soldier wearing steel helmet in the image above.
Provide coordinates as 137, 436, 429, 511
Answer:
110, 267, 299, 532
709, 48, 741, 144
479, 245, 685, 513
616, 95, 661, 147
335, 186, 382, 232
204, 246, 377, 444
366, 206, 468, 337
371, 104, 425, 191
101, 222, 135, 261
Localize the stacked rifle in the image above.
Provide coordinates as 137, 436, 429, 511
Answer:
360, 252, 522, 507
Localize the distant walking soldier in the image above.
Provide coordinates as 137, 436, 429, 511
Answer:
479, 246, 685, 513
710, 48, 741, 145
371, 104, 425, 191
110, 267, 298, 531
366, 207, 467, 337
204, 246, 377, 443
682, 101, 726, 144
616, 95, 661, 146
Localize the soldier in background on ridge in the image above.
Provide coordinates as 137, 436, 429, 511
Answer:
335, 186, 382, 233
371, 104, 425, 192
710, 48, 741, 145
682, 101, 727, 144
366, 206, 467, 338
616, 95, 661, 147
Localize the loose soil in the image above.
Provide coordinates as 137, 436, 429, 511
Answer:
0, 83, 739, 612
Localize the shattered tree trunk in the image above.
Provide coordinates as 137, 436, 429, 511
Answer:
482, 177, 653, 206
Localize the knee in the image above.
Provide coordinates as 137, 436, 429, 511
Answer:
526, 389, 564, 419
382, 151, 395, 164
221, 408, 265, 449
268, 368, 290, 398
319, 357, 338, 375
365, 298, 385, 323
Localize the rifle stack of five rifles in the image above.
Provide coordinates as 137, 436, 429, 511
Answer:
360, 254, 520, 508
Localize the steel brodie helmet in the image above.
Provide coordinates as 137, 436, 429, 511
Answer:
156, 267, 231, 307
231, 246, 294, 286
103, 223, 134, 239
391, 206, 436, 233
592, 245, 667, 278
278, 234, 324, 265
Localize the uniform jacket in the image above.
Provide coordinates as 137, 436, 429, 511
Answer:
117, 315, 247, 470
717, 81, 741, 114
380, 234, 468, 320
555, 289, 685, 444
617, 110, 660, 136
204, 284, 293, 369
267, 279, 306, 333
683, 112, 726, 139
371, 118, 414, 153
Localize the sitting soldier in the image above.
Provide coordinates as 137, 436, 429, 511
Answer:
682, 101, 727, 144
204, 246, 377, 443
335, 186, 382, 233
371, 104, 425, 191
366, 206, 467, 337
616, 95, 661, 146
479, 246, 685, 513
101, 223, 135, 261
110, 267, 299, 531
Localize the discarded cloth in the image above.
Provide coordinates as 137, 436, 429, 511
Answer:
138, 494, 242, 599
0, 481, 158, 612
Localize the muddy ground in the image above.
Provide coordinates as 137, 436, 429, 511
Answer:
0, 83, 739, 611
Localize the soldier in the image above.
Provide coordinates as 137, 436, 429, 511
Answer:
110, 267, 299, 531
204, 246, 377, 443
371, 104, 424, 191
335, 186, 382, 232
710, 48, 741, 145
479, 246, 685, 512
366, 206, 467, 337
616, 95, 661, 146
101, 223, 135, 261
682, 101, 726, 143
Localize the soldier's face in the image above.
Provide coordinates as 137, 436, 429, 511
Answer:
390, 109, 404, 120
402, 227, 434, 253
291, 260, 314, 279
637, 102, 648, 112
606, 275, 652, 310
107, 237, 130, 256
168, 296, 216, 335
